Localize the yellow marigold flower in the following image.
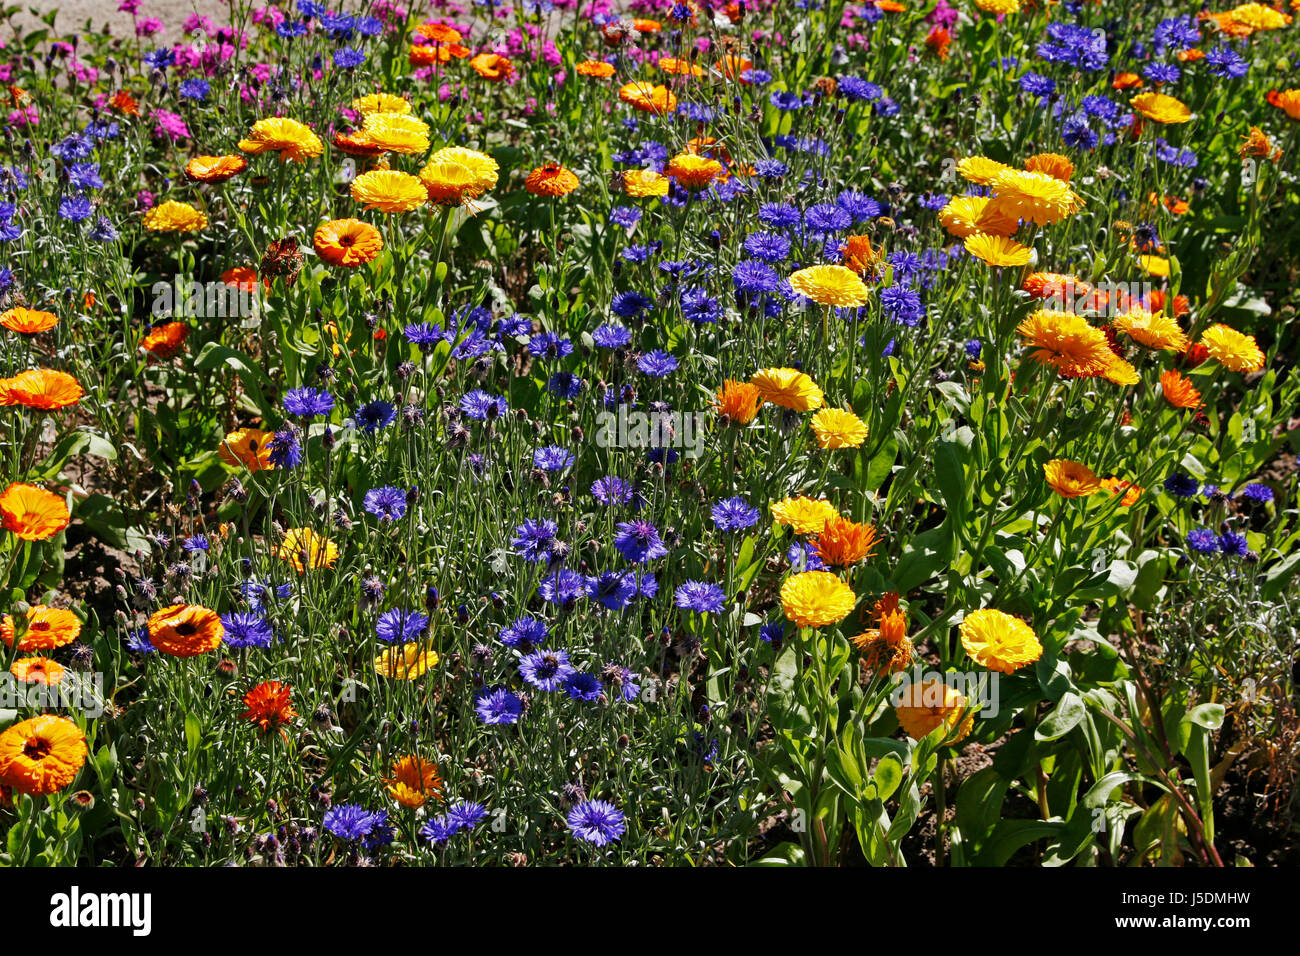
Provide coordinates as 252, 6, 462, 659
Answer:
0, 714, 87, 796
419, 146, 499, 205
1130, 91, 1192, 124
385, 755, 443, 809
788, 264, 870, 308
939, 195, 1019, 239
361, 112, 431, 155
809, 406, 868, 449
1043, 458, 1101, 498
713, 379, 763, 424
143, 200, 208, 232
750, 367, 824, 411
1199, 323, 1265, 372
665, 152, 723, 190
2, 606, 81, 651
781, 570, 856, 629
1, 306, 58, 334
350, 169, 428, 213
0, 368, 83, 410
1112, 307, 1189, 352
219, 427, 275, 471
277, 527, 339, 573
1023, 152, 1074, 182
894, 679, 973, 743
959, 609, 1042, 674
375, 643, 440, 679
1017, 310, 1114, 378
525, 163, 580, 197
955, 155, 1013, 185
973, 0, 1019, 11
771, 496, 840, 535
0, 482, 70, 541
352, 92, 411, 115
964, 232, 1032, 267
10, 656, 65, 686
1228, 2, 1292, 30
1102, 354, 1139, 386
237, 116, 324, 162
987, 169, 1084, 226
183, 154, 247, 183
812, 515, 878, 567
1137, 254, 1170, 277
623, 168, 670, 197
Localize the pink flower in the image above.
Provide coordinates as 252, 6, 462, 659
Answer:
118, 0, 143, 13
7, 105, 37, 127
183, 13, 216, 35
137, 190, 155, 210
135, 17, 164, 37
153, 109, 190, 141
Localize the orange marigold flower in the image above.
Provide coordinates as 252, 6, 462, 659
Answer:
109, 90, 140, 115
811, 516, 879, 567
1239, 126, 1279, 160
237, 116, 324, 163
2, 606, 81, 651
716, 55, 753, 80
1112, 72, 1142, 90
386, 755, 444, 808
525, 162, 580, 197
469, 52, 514, 81
148, 603, 224, 657
632, 17, 662, 31
314, 218, 383, 268
222, 266, 262, 292
220, 427, 274, 471
1176, 48, 1205, 62
618, 81, 676, 114
840, 234, 883, 275
713, 380, 763, 424
0, 368, 84, 410
415, 22, 463, 43
659, 57, 703, 77
1, 306, 58, 334
1024, 152, 1074, 182
750, 367, 824, 411
333, 128, 385, 156
184, 154, 247, 183
241, 680, 298, 736
576, 59, 616, 78
0, 715, 87, 796
1101, 477, 1143, 506
1271, 89, 1300, 121
924, 26, 951, 58
141, 321, 190, 360
959, 608, 1042, 674
1043, 459, 1101, 498
0, 483, 70, 541
10, 656, 66, 685
894, 680, 973, 744
665, 152, 723, 190
853, 608, 913, 674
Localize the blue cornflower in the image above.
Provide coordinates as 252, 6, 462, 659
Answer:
220, 611, 275, 649
363, 486, 408, 521
538, 569, 592, 605
528, 331, 573, 359
591, 476, 636, 506
770, 90, 805, 110
637, 350, 678, 377
266, 426, 302, 469
1186, 529, 1219, 554
353, 400, 396, 433
142, 47, 176, 71
512, 518, 559, 563
548, 372, 585, 398
1240, 483, 1274, 504
276, 20, 308, 38
712, 496, 760, 532
804, 203, 852, 235
179, 78, 210, 100
613, 520, 668, 563
67, 163, 104, 192
58, 195, 93, 222
333, 47, 366, 68
567, 799, 625, 846
519, 648, 576, 691
1020, 72, 1056, 98
283, 387, 334, 419
788, 541, 826, 572
679, 287, 721, 325
476, 686, 523, 725
405, 322, 443, 347
1218, 532, 1249, 557
564, 671, 604, 701
376, 608, 430, 644
500, 615, 548, 648
743, 231, 792, 263
1143, 62, 1181, 84
754, 159, 788, 178
590, 571, 637, 611
1206, 45, 1248, 79
836, 190, 881, 223
420, 816, 459, 843
1061, 113, 1099, 150
732, 260, 781, 296
448, 801, 488, 829
592, 323, 632, 348
460, 389, 508, 420
1164, 473, 1200, 498
181, 535, 210, 553
610, 206, 642, 228
965, 339, 983, 359
674, 580, 726, 614
880, 285, 925, 327
324, 805, 382, 841
758, 202, 802, 230
760, 622, 785, 645
126, 627, 155, 654
52, 134, 95, 163
611, 291, 654, 319
603, 662, 639, 702
533, 445, 576, 472
837, 77, 882, 101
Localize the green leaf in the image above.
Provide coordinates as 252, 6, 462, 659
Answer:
1036, 692, 1086, 741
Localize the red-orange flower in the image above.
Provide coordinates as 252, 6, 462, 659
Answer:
2, 606, 81, 651
713, 380, 763, 424
0, 482, 70, 541
313, 218, 383, 268
1, 306, 58, 334
576, 59, 615, 78
241, 680, 298, 737
184, 154, 247, 183
141, 321, 190, 360
469, 52, 514, 81
1160, 368, 1203, 409
147, 603, 224, 657
0, 715, 87, 796
524, 163, 580, 197
0, 369, 83, 410
811, 516, 879, 568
